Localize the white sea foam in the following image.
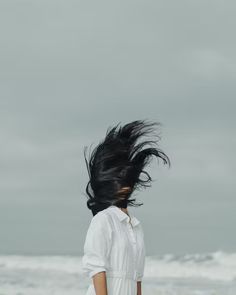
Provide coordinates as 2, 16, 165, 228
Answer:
145, 250, 236, 282
0, 250, 235, 295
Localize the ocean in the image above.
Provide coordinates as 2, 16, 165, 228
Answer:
0, 250, 235, 295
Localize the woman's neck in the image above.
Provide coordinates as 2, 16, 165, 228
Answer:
118, 207, 129, 216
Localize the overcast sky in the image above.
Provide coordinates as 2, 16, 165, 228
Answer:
0, 0, 235, 256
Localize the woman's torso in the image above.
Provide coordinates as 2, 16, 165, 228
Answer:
85, 205, 145, 295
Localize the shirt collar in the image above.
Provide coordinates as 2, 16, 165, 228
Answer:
108, 205, 140, 227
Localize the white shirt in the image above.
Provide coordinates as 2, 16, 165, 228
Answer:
82, 205, 146, 295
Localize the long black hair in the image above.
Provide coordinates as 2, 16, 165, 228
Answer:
83, 119, 171, 216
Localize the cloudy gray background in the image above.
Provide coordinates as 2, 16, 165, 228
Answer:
0, 0, 235, 256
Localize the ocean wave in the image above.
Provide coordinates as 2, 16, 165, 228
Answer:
0, 251, 235, 295
145, 250, 236, 282
0, 250, 235, 282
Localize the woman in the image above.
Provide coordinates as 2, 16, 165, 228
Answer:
82, 119, 171, 295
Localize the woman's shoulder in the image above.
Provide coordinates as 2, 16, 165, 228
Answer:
90, 209, 111, 227
87, 210, 113, 239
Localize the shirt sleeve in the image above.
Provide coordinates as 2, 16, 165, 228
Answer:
82, 212, 112, 279
137, 223, 146, 282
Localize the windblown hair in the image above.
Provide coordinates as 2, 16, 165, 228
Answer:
83, 119, 171, 216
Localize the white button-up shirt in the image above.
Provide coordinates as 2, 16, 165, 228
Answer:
82, 205, 146, 295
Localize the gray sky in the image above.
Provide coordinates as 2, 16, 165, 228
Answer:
0, 0, 235, 256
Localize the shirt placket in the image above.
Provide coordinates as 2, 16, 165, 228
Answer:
127, 219, 138, 281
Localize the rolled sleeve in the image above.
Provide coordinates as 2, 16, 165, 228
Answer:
82, 212, 112, 279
